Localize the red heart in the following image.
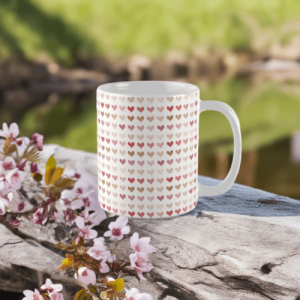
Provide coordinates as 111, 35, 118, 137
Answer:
102, 171, 105, 176
176, 105, 181, 111
167, 177, 173, 182
107, 206, 111, 211
147, 212, 154, 218
175, 209, 181, 214
183, 206, 187, 212
128, 178, 135, 183
157, 196, 164, 201
138, 212, 145, 218
137, 178, 144, 184
102, 203, 105, 209
167, 210, 173, 216
176, 140, 181, 146
129, 211, 135, 217
167, 141, 173, 147
137, 107, 144, 113
128, 106, 134, 112
128, 142, 135, 148
167, 106, 173, 112
101, 102, 104, 107
113, 208, 118, 214
175, 176, 181, 181
137, 142, 144, 148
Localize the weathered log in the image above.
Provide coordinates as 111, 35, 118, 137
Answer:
0, 144, 299, 300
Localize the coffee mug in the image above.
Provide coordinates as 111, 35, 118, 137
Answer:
97, 81, 242, 218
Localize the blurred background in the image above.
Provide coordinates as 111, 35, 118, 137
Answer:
1, 0, 300, 201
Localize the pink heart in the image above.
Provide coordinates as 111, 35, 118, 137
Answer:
128, 160, 135, 166
147, 179, 154, 184
167, 159, 173, 165
157, 178, 164, 184
137, 125, 144, 131
176, 124, 181, 129
120, 210, 126, 215
167, 195, 173, 200
157, 196, 164, 201
147, 107, 154, 113
157, 107, 164, 112
129, 195, 135, 201
157, 212, 164, 217
176, 158, 181, 163
138, 196, 144, 201
120, 177, 126, 182
167, 125, 173, 130
157, 125, 164, 131
119, 124, 125, 130
119, 159, 126, 165
112, 105, 117, 110
120, 194, 126, 199
119, 106, 125, 111
120, 141, 126, 147
175, 193, 181, 198
157, 142, 164, 148
138, 161, 144, 166
147, 161, 154, 166
147, 196, 154, 201
128, 125, 135, 131
147, 126, 154, 131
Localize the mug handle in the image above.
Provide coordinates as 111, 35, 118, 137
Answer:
198, 100, 242, 197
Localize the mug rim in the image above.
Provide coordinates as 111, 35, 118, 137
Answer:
97, 80, 199, 97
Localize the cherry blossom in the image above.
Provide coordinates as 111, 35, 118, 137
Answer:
129, 251, 153, 280
31, 133, 44, 151
32, 206, 48, 225
75, 267, 96, 286
62, 208, 77, 225
74, 216, 98, 243
135, 293, 153, 300
124, 288, 139, 300
22, 289, 44, 300
130, 233, 156, 258
104, 216, 130, 241
0, 198, 6, 215
5, 167, 25, 190
40, 278, 63, 294
49, 292, 64, 300
0, 123, 19, 140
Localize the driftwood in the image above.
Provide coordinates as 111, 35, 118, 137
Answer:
0, 144, 300, 300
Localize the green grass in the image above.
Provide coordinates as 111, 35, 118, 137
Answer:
1, 0, 300, 63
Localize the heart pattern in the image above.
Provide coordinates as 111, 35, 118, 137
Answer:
97, 90, 199, 218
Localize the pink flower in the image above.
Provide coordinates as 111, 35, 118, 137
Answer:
124, 288, 139, 300
135, 293, 153, 300
129, 252, 153, 280
0, 199, 6, 215
32, 206, 48, 225
0, 156, 16, 172
104, 216, 130, 241
80, 208, 105, 227
75, 267, 96, 286
50, 292, 64, 300
124, 288, 153, 300
0, 123, 19, 139
5, 168, 25, 190
30, 162, 39, 174
22, 289, 44, 300
130, 233, 155, 258
87, 237, 107, 260
74, 216, 98, 243
41, 278, 63, 294
17, 159, 27, 171
62, 208, 77, 226
31, 133, 44, 151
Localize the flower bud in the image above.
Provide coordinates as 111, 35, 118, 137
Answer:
11, 219, 21, 227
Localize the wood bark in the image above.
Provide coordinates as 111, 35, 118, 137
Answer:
0, 145, 299, 300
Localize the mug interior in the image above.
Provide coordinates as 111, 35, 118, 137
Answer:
98, 81, 198, 96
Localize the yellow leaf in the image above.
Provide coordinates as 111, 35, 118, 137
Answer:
45, 155, 56, 185
107, 278, 125, 292
54, 177, 76, 190
74, 289, 93, 300
50, 166, 65, 185
3, 138, 10, 151
60, 256, 74, 270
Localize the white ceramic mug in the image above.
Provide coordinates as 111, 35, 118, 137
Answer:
97, 81, 242, 218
